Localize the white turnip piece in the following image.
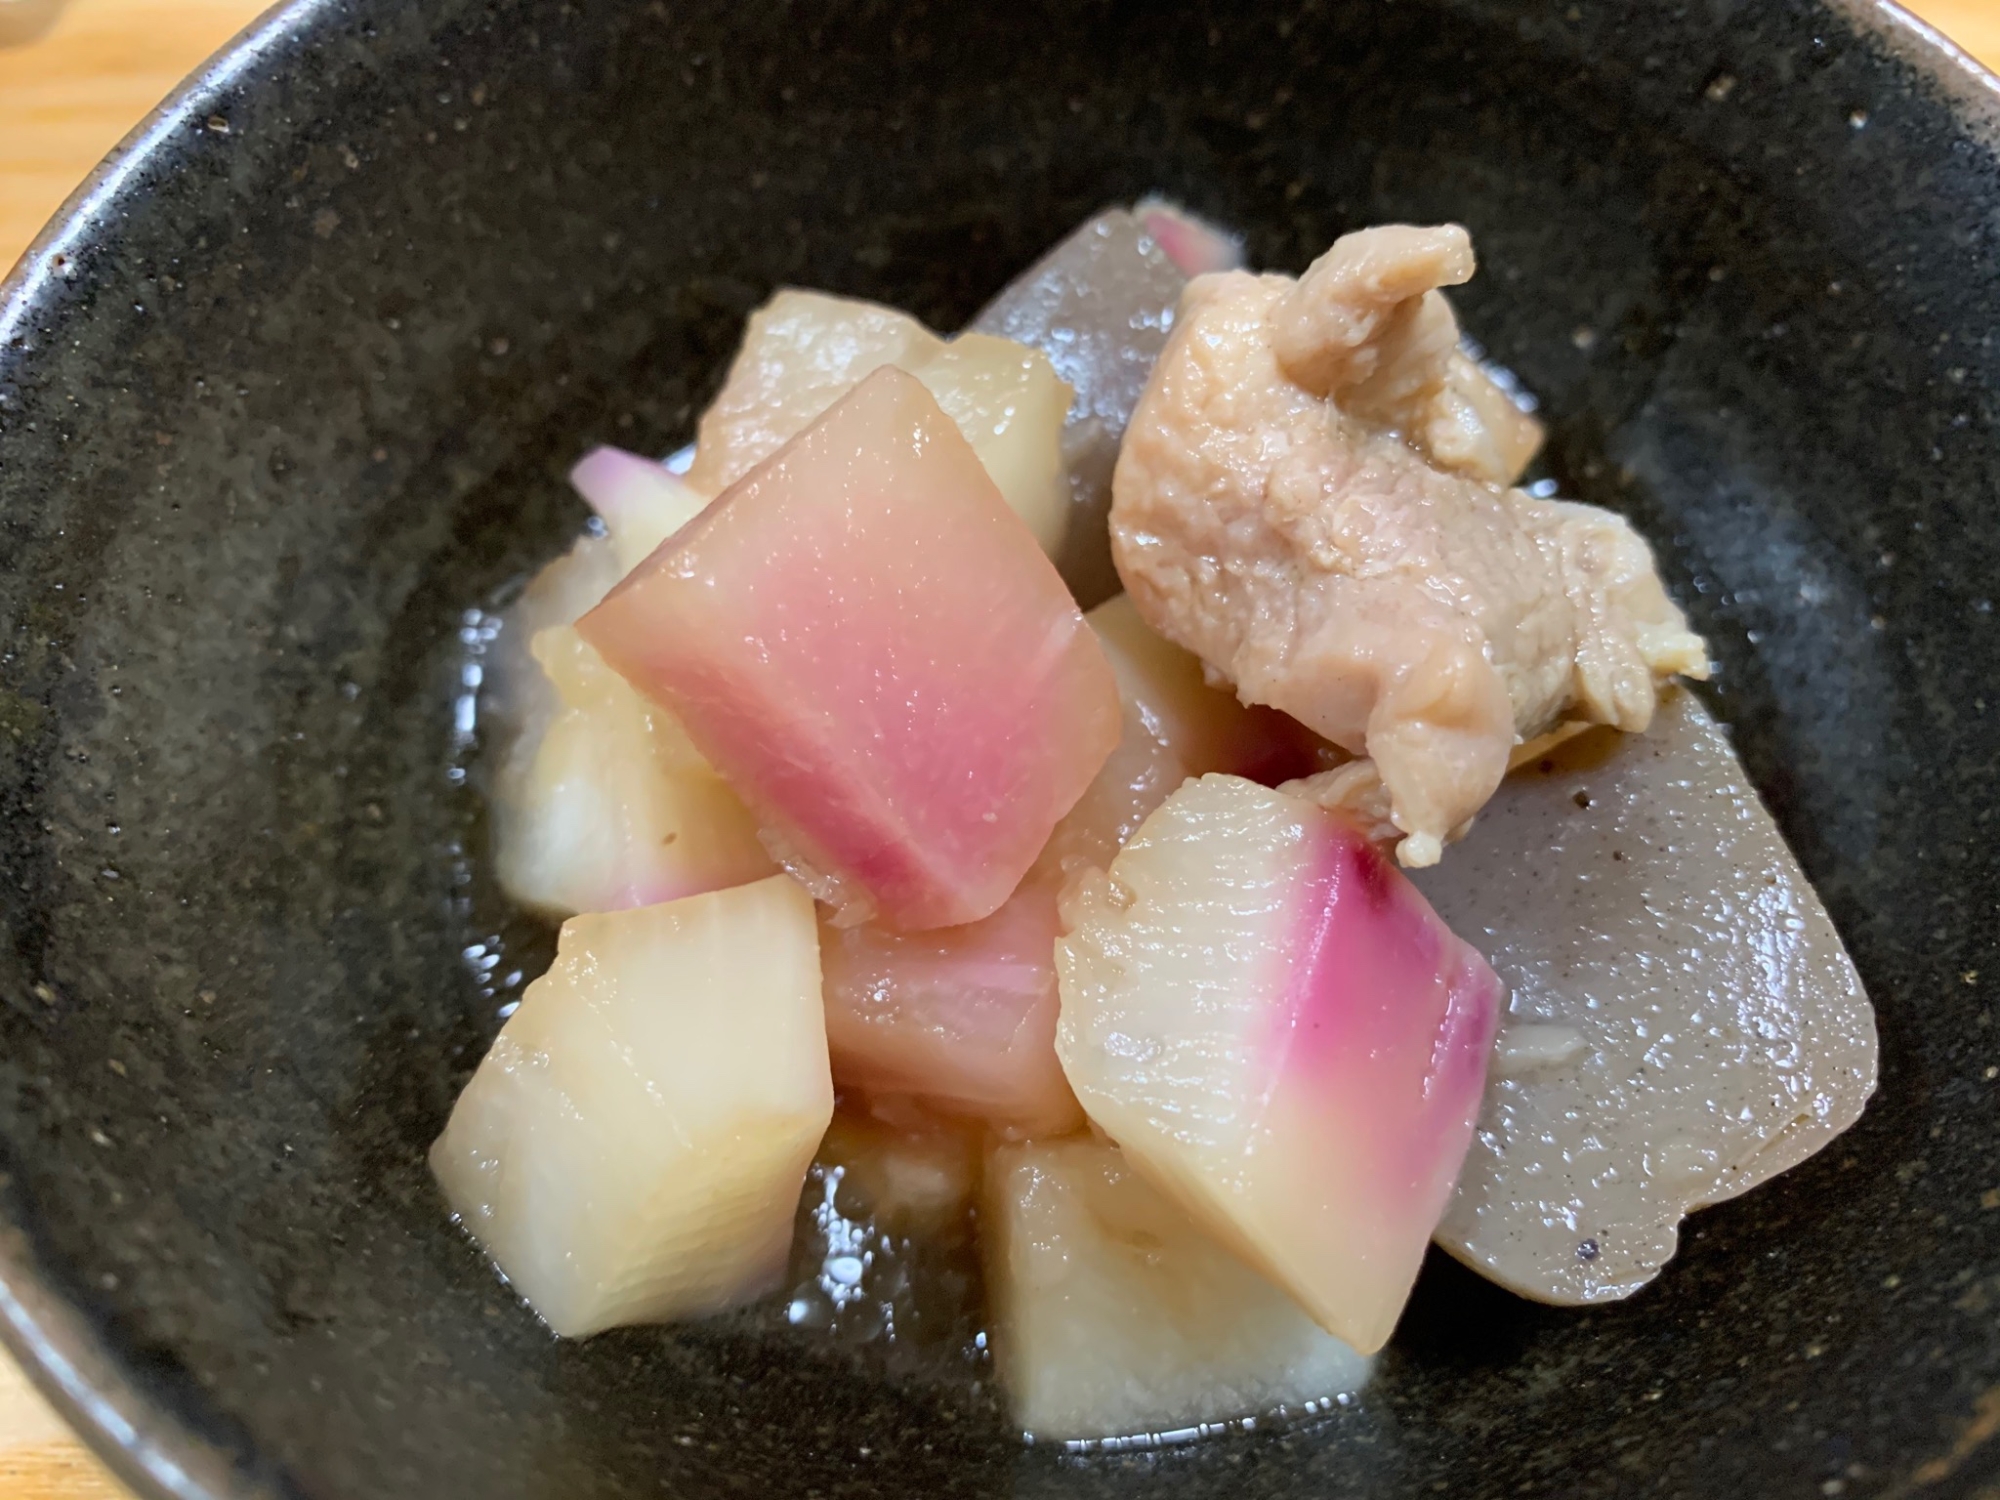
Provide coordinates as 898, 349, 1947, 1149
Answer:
430, 876, 832, 1338
984, 1137, 1369, 1441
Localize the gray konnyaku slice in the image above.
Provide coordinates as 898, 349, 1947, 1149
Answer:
972, 209, 1188, 610
1411, 688, 1878, 1304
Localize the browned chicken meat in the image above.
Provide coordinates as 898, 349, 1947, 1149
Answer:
1110, 224, 1709, 865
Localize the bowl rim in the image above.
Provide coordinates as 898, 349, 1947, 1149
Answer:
0, 1, 1993, 1496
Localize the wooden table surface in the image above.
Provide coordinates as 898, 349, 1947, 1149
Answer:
0, 0, 1994, 1494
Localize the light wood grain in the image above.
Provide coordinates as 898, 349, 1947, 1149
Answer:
2, 0, 1995, 275
1921, 0, 2000, 76
0, 1352, 126, 1495
0, 1445, 130, 1500
0, 0, 270, 275
0, 0, 1994, 1495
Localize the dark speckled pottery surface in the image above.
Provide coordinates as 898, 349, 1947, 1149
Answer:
0, 1, 1997, 1496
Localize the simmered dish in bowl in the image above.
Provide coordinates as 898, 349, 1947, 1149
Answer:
426, 201, 1877, 1447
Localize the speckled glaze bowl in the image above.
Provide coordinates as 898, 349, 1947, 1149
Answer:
1, 1, 1997, 1496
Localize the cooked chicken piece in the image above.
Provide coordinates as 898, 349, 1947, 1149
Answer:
1433, 351, 1547, 488
1111, 224, 1707, 865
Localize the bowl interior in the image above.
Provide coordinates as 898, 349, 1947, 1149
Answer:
1, 1, 1998, 1496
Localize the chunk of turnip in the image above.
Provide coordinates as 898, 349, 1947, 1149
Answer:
485, 532, 625, 762
569, 445, 711, 574
492, 625, 774, 918
1044, 595, 1327, 878
816, 596, 1315, 1132
985, 1137, 1370, 1442
910, 332, 1072, 556
1056, 774, 1503, 1354
685, 290, 943, 496
430, 875, 832, 1338
680, 289, 1071, 557
486, 454, 746, 918
818, 879, 1081, 1138
581, 366, 1122, 931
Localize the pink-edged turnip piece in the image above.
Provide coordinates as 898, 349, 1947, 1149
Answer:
1056, 774, 1503, 1354
489, 448, 705, 780
485, 531, 625, 775
569, 445, 712, 575
579, 365, 1122, 932
818, 877, 1082, 1139
430, 875, 832, 1338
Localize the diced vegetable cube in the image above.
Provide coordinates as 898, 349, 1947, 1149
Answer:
816, 597, 1316, 1131
1135, 197, 1248, 277
686, 290, 943, 496
818, 878, 1082, 1138
492, 625, 774, 919
580, 366, 1122, 931
430, 875, 832, 1337
681, 290, 1072, 557
569, 445, 711, 575
1045, 594, 1327, 877
984, 1137, 1369, 1441
907, 333, 1072, 556
1056, 775, 1502, 1354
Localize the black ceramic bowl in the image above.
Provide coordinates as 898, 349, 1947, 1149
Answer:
2, 1, 1997, 1496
